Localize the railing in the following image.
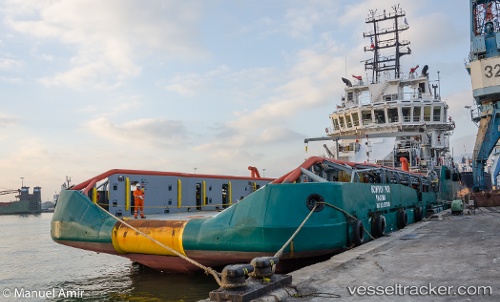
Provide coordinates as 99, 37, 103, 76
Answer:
70, 169, 269, 195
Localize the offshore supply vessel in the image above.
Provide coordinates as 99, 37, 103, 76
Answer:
51, 5, 459, 274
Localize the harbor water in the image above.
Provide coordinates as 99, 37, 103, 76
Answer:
0, 213, 218, 301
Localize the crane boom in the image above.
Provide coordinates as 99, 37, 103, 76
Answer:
0, 190, 19, 196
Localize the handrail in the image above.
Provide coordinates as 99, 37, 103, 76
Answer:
272, 156, 426, 184
70, 169, 275, 195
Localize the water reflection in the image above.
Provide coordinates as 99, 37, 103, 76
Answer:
1, 213, 219, 302
53, 264, 218, 301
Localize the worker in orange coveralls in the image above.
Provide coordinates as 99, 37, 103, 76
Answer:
133, 184, 145, 219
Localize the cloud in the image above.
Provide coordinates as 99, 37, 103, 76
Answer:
85, 117, 187, 147
0, 114, 19, 127
186, 35, 346, 167
282, 1, 339, 39
446, 89, 477, 155
227, 41, 343, 131
338, 0, 425, 26
163, 65, 278, 102
0, 76, 22, 83
4, 0, 205, 89
0, 58, 23, 70
0, 137, 56, 193
164, 72, 208, 97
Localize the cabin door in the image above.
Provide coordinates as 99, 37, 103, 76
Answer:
195, 183, 202, 210
222, 184, 228, 208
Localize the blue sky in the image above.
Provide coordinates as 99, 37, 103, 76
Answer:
0, 0, 474, 201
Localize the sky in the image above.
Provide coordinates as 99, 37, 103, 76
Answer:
0, 0, 475, 201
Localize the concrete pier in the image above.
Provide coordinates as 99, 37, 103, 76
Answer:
254, 207, 500, 301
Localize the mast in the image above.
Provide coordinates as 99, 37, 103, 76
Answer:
363, 4, 410, 83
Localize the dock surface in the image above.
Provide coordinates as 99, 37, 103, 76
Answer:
256, 208, 500, 301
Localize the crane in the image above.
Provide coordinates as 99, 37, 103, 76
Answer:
467, 0, 500, 191
0, 189, 19, 196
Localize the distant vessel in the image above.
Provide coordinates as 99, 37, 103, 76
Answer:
0, 186, 42, 215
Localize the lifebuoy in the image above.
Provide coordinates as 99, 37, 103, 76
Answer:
371, 215, 386, 238
397, 210, 408, 229
414, 207, 422, 222
352, 220, 365, 245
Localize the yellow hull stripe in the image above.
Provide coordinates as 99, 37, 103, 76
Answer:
111, 220, 187, 256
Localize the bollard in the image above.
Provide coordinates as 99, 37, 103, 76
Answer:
250, 256, 279, 278
210, 260, 291, 302
220, 264, 254, 288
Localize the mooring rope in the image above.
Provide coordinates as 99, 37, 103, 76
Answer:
322, 202, 376, 240
96, 203, 225, 287
274, 204, 317, 259
96, 199, 318, 287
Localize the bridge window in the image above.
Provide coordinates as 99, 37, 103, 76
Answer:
352, 112, 360, 127
413, 107, 421, 122
362, 110, 372, 125
374, 109, 385, 124
387, 108, 398, 123
433, 106, 441, 122
424, 106, 431, 122
339, 116, 345, 128
418, 83, 426, 94
347, 92, 354, 102
332, 117, 340, 130
402, 107, 411, 122
346, 115, 352, 128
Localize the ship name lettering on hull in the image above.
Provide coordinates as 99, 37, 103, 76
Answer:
372, 185, 391, 208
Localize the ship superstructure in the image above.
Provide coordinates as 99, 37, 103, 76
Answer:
306, 5, 455, 174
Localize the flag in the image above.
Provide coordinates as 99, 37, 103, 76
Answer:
404, 17, 409, 26
409, 65, 419, 74
352, 74, 362, 81
370, 36, 375, 49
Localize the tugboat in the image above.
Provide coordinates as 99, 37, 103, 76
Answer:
51, 5, 460, 274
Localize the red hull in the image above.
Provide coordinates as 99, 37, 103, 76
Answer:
472, 190, 500, 207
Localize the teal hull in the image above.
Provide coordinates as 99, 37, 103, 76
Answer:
51, 190, 118, 254
183, 181, 432, 254
51, 157, 455, 272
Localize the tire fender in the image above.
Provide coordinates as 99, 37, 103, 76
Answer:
352, 220, 365, 245
397, 210, 407, 229
371, 215, 386, 238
